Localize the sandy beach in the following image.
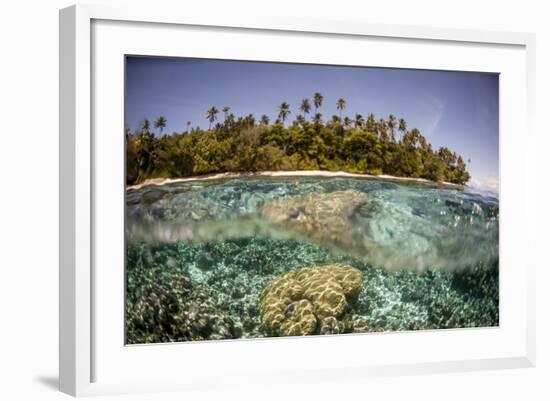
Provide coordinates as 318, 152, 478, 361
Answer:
127, 170, 463, 191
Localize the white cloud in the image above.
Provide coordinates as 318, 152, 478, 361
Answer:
467, 176, 499, 197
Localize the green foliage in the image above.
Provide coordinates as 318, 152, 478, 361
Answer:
126, 109, 471, 185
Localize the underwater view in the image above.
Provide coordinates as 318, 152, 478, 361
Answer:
125, 176, 499, 343
124, 56, 499, 344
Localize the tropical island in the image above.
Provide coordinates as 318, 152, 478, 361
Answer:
124, 59, 499, 344
126, 92, 470, 186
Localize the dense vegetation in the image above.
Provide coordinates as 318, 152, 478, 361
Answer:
126, 93, 470, 185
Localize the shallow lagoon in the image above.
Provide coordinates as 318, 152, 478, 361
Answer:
125, 177, 499, 343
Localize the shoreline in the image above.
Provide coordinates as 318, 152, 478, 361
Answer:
127, 171, 464, 191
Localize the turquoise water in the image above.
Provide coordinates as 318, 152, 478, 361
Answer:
125, 177, 499, 343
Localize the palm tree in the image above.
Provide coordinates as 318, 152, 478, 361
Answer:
387, 114, 397, 141
398, 118, 407, 142
313, 112, 323, 126
244, 113, 255, 127
313, 92, 324, 114
206, 106, 219, 129
141, 119, 150, 134
354, 113, 364, 128
299, 99, 311, 119
260, 114, 270, 125
295, 115, 306, 125
222, 106, 230, 118
186, 121, 191, 131
336, 98, 346, 119
343, 116, 352, 128
225, 113, 236, 128
366, 113, 376, 131
278, 102, 291, 124
154, 116, 167, 135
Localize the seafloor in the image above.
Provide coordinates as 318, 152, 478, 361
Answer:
125, 177, 499, 344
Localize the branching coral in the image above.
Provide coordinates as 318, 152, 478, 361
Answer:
126, 263, 239, 344
260, 264, 363, 336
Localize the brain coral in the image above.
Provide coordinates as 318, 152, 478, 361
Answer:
260, 264, 363, 336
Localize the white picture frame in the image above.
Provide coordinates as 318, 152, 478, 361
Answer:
59, 3, 536, 397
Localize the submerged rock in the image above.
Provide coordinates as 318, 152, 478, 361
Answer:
260, 264, 363, 336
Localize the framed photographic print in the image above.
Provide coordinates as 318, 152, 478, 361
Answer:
59, 4, 536, 397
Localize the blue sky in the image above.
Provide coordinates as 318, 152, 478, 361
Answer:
125, 56, 499, 184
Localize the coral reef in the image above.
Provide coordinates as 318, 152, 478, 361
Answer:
260, 264, 363, 336
319, 316, 352, 335
259, 190, 368, 249
352, 260, 499, 332
126, 237, 499, 343
125, 177, 500, 343
126, 249, 240, 343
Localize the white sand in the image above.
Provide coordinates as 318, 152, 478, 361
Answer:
127, 171, 463, 191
